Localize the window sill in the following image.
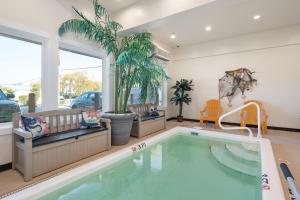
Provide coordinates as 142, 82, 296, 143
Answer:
0, 122, 13, 136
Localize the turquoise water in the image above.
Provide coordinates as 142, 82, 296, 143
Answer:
39, 134, 262, 200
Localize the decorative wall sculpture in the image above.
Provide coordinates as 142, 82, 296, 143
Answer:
218, 68, 257, 106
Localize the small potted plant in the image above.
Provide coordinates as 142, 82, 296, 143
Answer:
170, 79, 193, 122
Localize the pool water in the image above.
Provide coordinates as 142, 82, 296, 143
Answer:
39, 134, 262, 200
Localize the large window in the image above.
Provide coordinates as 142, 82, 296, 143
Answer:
128, 86, 164, 106
128, 59, 167, 106
59, 49, 103, 110
0, 35, 42, 122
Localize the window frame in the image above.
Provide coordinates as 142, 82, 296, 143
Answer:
58, 40, 105, 109
59, 40, 104, 60
0, 25, 45, 117
0, 24, 109, 122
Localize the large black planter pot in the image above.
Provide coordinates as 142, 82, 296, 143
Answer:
102, 112, 135, 146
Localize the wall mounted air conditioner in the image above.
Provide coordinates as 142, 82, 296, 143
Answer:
153, 45, 170, 62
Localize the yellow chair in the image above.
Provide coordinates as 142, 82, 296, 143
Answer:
240, 100, 268, 134
200, 99, 223, 128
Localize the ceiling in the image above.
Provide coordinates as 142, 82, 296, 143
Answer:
99, 0, 142, 13
121, 0, 300, 48
58, 0, 143, 14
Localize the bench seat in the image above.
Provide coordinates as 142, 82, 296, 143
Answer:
12, 109, 111, 181
140, 115, 165, 122
33, 127, 108, 147
128, 104, 166, 138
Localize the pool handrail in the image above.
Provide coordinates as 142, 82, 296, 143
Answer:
218, 102, 262, 138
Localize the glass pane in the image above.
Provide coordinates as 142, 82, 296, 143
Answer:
59, 50, 103, 111
128, 86, 163, 106
129, 87, 141, 104
0, 35, 41, 122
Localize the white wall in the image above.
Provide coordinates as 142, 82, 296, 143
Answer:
0, 0, 72, 36
168, 25, 300, 129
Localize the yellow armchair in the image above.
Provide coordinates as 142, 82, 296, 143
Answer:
240, 100, 268, 134
200, 99, 223, 128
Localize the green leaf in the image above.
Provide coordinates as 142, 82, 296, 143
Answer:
58, 1, 168, 113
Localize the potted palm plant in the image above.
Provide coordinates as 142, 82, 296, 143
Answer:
170, 79, 193, 122
59, 0, 168, 145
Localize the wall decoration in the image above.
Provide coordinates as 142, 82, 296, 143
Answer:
218, 68, 257, 106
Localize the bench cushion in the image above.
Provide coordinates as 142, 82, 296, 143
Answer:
33, 127, 108, 147
141, 115, 165, 122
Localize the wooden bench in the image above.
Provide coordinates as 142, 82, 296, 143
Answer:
12, 109, 111, 181
128, 104, 166, 138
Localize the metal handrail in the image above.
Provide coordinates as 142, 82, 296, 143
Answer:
218, 102, 261, 138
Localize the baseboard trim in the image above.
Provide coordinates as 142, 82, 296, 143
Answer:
167, 117, 300, 132
166, 117, 176, 121
0, 163, 12, 172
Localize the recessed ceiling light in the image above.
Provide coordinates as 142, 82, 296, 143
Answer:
205, 26, 212, 31
253, 15, 261, 20
170, 33, 176, 39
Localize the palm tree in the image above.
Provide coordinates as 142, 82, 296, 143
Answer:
170, 79, 193, 121
59, 0, 168, 113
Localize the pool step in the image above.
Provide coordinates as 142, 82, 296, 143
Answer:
242, 143, 259, 153
225, 144, 259, 162
210, 145, 260, 177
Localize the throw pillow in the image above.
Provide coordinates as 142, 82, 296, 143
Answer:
81, 110, 101, 128
21, 115, 50, 139
148, 106, 160, 117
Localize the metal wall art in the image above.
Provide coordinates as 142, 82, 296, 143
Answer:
218, 68, 257, 106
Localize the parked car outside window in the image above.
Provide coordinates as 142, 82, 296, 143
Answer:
70, 91, 102, 110
0, 89, 21, 123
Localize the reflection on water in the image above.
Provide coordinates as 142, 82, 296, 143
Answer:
151, 144, 163, 171
132, 144, 163, 171
133, 154, 143, 168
